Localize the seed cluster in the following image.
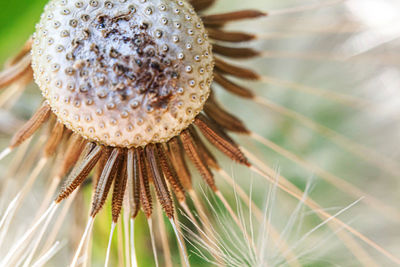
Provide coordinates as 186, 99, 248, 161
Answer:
31, 0, 214, 147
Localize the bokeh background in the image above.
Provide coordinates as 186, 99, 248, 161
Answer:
1, 0, 400, 266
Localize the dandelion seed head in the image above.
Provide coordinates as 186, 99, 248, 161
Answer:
31, 0, 214, 147
2, 0, 400, 266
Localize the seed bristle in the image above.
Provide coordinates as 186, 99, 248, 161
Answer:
70, 216, 94, 267
156, 204, 173, 267
105, 222, 116, 267
147, 218, 159, 267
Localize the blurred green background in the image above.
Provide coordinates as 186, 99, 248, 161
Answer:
0, 0, 48, 62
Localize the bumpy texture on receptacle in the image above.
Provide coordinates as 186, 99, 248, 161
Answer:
31, 0, 214, 147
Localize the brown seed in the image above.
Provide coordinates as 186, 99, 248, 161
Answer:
195, 114, 250, 166
202, 10, 267, 26
190, 0, 216, 12
111, 150, 128, 222
204, 94, 250, 134
10, 102, 51, 149
135, 147, 152, 218
215, 58, 260, 80
145, 144, 175, 219
212, 44, 260, 59
207, 28, 256, 43
44, 121, 65, 157
127, 149, 141, 218
167, 137, 193, 190
213, 72, 254, 99
58, 134, 86, 177
188, 125, 220, 170
156, 143, 186, 203
90, 148, 120, 217
93, 146, 112, 189
180, 130, 217, 191
56, 143, 102, 203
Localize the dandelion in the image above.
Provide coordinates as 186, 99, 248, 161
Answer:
1, 0, 400, 266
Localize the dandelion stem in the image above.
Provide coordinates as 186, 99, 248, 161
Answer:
0, 75, 30, 109
157, 204, 172, 267
258, 50, 399, 66
183, 191, 224, 264
117, 220, 124, 267
35, 175, 61, 220
122, 209, 130, 267
215, 190, 257, 256
252, 96, 400, 177
22, 200, 58, 267
0, 203, 58, 267
0, 147, 11, 161
283, 198, 364, 258
217, 169, 301, 267
242, 148, 400, 265
3, 137, 31, 180
267, 0, 346, 16
31, 241, 62, 267
0, 193, 21, 249
170, 218, 190, 267
71, 216, 94, 267
0, 193, 20, 232
82, 221, 94, 267
255, 23, 362, 39
188, 189, 213, 228
148, 218, 159, 267
41, 190, 77, 254
179, 200, 197, 225
259, 75, 369, 108
249, 131, 400, 222
105, 222, 116, 267
0, 157, 48, 248
130, 218, 138, 267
